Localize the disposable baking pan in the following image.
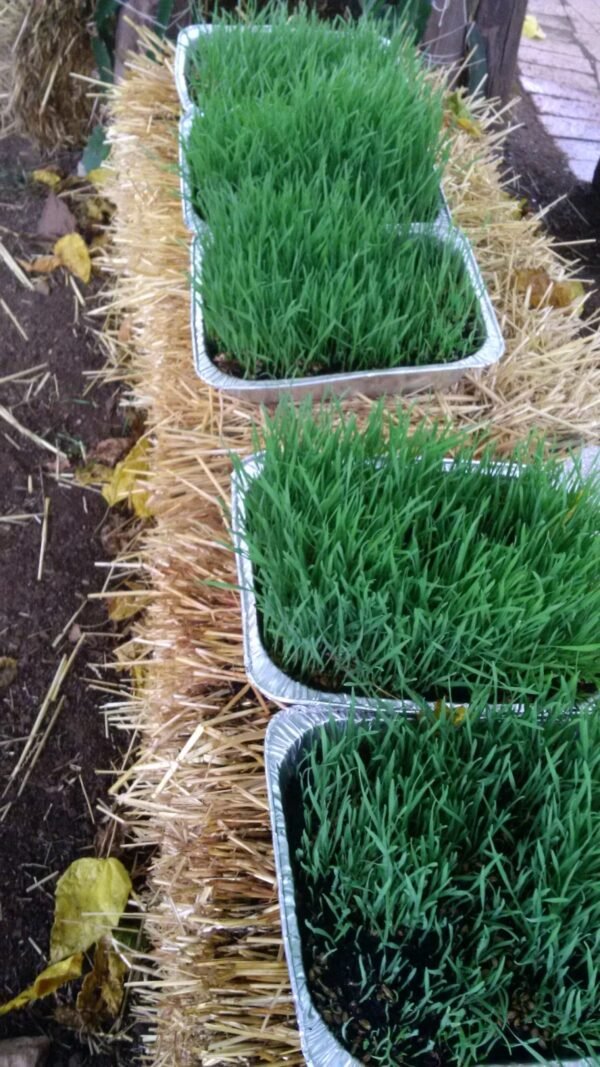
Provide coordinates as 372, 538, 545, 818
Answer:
190, 217, 504, 401
231, 454, 521, 709
265, 702, 593, 1067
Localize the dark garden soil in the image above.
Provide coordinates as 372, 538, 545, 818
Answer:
0, 136, 138, 1065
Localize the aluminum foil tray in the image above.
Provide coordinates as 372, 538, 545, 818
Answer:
189, 216, 504, 402
231, 454, 522, 710
265, 702, 591, 1067
175, 24, 452, 237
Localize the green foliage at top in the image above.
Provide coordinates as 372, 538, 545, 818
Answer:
361, 0, 432, 40
186, 8, 446, 221
235, 403, 600, 701
183, 8, 472, 378
293, 703, 600, 1064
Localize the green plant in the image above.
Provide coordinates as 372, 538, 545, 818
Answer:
234, 403, 600, 701
185, 8, 467, 378
291, 701, 600, 1064
187, 49, 446, 221
201, 185, 483, 378
361, 0, 432, 40
186, 9, 446, 216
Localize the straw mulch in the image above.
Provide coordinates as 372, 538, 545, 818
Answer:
103, 35, 600, 1066
3, 0, 95, 145
0, 0, 26, 130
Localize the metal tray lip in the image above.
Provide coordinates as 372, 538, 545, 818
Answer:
232, 451, 524, 711
174, 24, 214, 112
190, 220, 504, 400
178, 109, 206, 235
265, 702, 594, 1067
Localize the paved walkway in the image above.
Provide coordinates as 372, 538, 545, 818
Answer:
518, 0, 600, 183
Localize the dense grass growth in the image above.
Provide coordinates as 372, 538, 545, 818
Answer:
186, 12, 446, 220
291, 705, 600, 1064
201, 187, 484, 378
184, 9, 473, 379
235, 404, 600, 701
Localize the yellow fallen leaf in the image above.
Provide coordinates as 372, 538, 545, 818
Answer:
456, 114, 482, 138
76, 937, 128, 1026
53, 233, 92, 284
514, 268, 585, 310
32, 168, 61, 188
108, 592, 150, 622
0, 954, 83, 1016
0, 655, 17, 689
523, 13, 545, 39
85, 196, 114, 223
18, 254, 61, 274
50, 858, 132, 963
131, 663, 147, 696
101, 437, 152, 518
434, 700, 468, 726
550, 279, 585, 308
87, 167, 110, 187
74, 461, 114, 487
445, 91, 482, 138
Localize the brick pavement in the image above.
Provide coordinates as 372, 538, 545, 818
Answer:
518, 0, 600, 182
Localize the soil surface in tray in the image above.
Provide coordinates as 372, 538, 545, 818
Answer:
0, 136, 138, 1065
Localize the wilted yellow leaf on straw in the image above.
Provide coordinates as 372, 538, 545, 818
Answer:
0, 954, 83, 1016
74, 461, 114, 487
53, 234, 92, 284
549, 279, 585, 309
108, 592, 150, 622
514, 268, 585, 310
445, 91, 482, 138
101, 437, 152, 518
87, 167, 110, 187
50, 858, 132, 962
32, 169, 61, 188
131, 663, 147, 696
76, 937, 128, 1025
522, 14, 545, 39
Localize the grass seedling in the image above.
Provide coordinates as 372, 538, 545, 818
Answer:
200, 185, 483, 378
183, 9, 469, 379
234, 403, 600, 702
186, 9, 446, 221
289, 701, 600, 1064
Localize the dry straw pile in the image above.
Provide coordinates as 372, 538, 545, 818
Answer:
1, 0, 95, 144
103, 34, 600, 1065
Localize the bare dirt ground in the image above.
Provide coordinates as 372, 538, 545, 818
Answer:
0, 136, 136, 1066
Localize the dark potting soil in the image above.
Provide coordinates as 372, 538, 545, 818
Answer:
282, 737, 587, 1067
0, 136, 140, 1065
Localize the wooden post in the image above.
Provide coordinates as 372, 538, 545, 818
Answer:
423, 0, 468, 75
472, 0, 528, 102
